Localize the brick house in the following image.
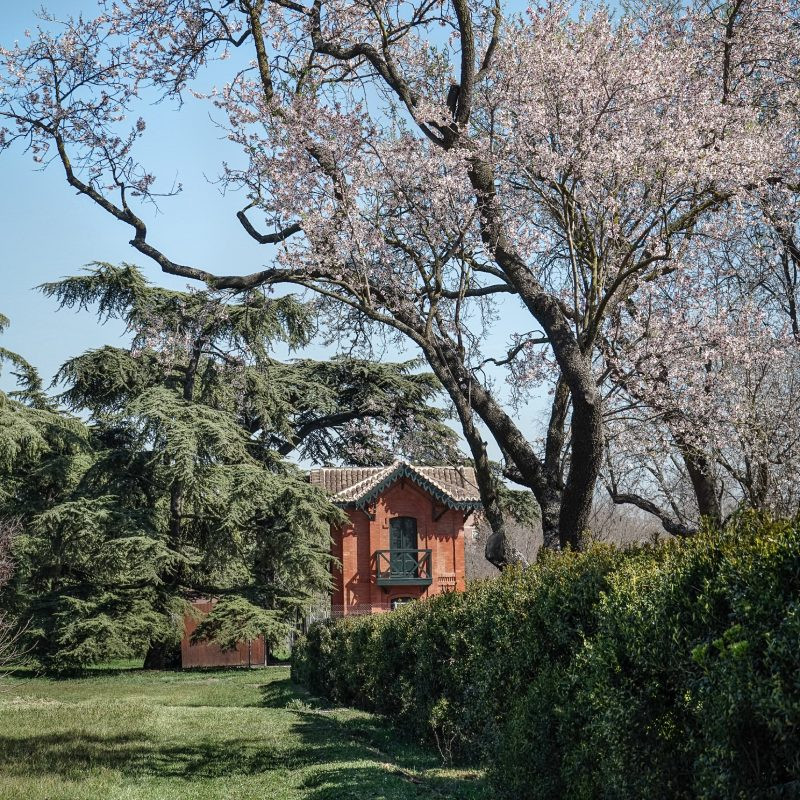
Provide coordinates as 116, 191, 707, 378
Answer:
310, 461, 482, 615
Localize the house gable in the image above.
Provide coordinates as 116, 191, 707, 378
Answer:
314, 462, 481, 616
310, 461, 482, 511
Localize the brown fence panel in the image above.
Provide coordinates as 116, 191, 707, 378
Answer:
181, 599, 266, 668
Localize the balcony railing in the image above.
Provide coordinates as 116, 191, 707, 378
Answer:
375, 549, 433, 586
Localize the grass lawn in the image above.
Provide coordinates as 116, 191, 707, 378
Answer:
0, 663, 487, 800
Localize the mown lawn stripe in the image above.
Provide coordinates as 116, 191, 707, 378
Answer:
0, 666, 486, 800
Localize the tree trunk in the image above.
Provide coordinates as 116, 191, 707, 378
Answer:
558, 389, 604, 548
684, 450, 722, 527
421, 340, 527, 569
538, 486, 563, 551
539, 378, 570, 550
465, 158, 603, 550
143, 637, 181, 670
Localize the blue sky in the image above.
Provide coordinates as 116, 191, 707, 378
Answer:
0, 1, 278, 388
0, 1, 545, 456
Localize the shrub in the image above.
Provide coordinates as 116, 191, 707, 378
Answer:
292, 512, 800, 799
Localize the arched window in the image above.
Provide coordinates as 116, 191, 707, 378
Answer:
391, 596, 414, 611
389, 516, 418, 576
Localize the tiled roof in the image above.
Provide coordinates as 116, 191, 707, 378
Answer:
309, 461, 483, 509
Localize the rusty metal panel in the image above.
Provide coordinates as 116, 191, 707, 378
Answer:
181, 599, 266, 668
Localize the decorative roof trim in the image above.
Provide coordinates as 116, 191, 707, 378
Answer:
313, 461, 482, 510
349, 463, 480, 510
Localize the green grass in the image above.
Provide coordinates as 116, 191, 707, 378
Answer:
0, 664, 487, 800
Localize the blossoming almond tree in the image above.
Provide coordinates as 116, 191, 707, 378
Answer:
604, 277, 800, 534
602, 171, 800, 533
1, 0, 796, 556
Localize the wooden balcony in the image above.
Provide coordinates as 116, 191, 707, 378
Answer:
375, 549, 433, 587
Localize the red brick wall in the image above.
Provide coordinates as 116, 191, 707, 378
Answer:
331, 478, 469, 615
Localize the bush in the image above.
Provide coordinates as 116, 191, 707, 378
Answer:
291, 512, 800, 799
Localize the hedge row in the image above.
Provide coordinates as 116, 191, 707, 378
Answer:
292, 512, 800, 799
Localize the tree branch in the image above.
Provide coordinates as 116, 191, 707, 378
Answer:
606, 486, 696, 538
237, 208, 302, 244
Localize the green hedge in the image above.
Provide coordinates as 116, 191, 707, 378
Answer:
292, 513, 800, 799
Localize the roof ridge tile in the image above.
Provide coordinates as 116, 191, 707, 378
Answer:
310, 462, 481, 508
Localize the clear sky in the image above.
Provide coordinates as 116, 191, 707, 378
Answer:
0, 1, 546, 456
1, 1, 283, 387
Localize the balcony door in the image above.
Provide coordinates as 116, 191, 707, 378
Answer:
389, 516, 418, 576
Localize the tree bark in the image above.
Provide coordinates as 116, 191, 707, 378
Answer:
684, 450, 722, 527
420, 341, 527, 569
417, 330, 580, 556
464, 157, 603, 549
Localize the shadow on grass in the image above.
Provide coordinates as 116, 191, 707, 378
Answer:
0, 675, 487, 799
261, 678, 487, 799
290, 711, 487, 800
0, 731, 308, 779
0, 727, 485, 798
259, 676, 325, 709
5, 663, 276, 681
3, 666, 138, 680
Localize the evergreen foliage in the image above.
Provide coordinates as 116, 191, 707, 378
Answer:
0, 264, 462, 670
293, 512, 800, 799
0, 517, 18, 669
